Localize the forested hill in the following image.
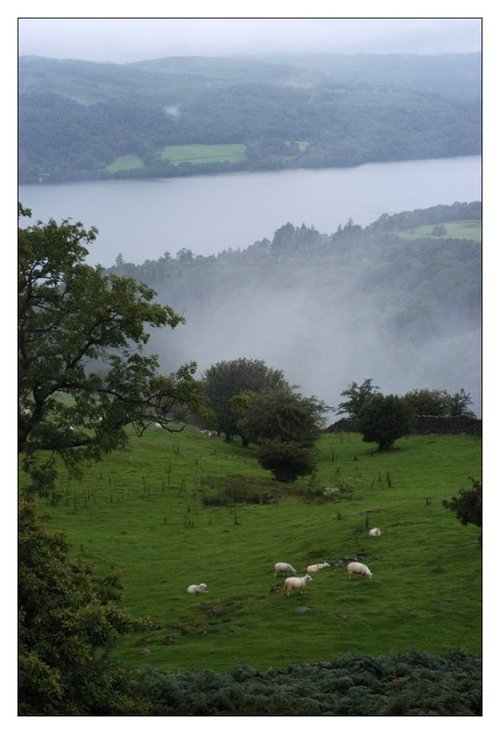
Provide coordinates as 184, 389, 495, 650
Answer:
108, 201, 481, 414
19, 53, 480, 183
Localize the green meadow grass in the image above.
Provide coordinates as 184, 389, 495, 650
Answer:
396, 220, 481, 243
160, 143, 247, 165
30, 428, 481, 672
106, 153, 144, 172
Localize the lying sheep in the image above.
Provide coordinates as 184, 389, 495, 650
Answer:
274, 562, 296, 577
154, 422, 163, 431
306, 562, 331, 574
369, 527, 382, 537
186, 583, 208, 594
346, 561, 373, 580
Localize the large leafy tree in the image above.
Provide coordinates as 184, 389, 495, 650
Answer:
238, 387, 328, 481
203, 358, 289, 443
238, 387, 327, 447
357, 393, 415, 451
19, 205, 201, 495
18, 499, 149, 715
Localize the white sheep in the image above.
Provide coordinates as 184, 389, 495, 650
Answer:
186, 583, 208, 594
154, 422, 163, 431
284, 575, 313, 596
306, 562, 331, 574
274, 562, 296, 577
369, 527, 382, 537
346, 561, 373, 580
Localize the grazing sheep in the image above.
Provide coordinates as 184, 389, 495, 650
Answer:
306, 562, 331, 574
369, 527, 382, 537
186, 583, 208, 594
284, 575, 313, 596
274, 562, 296, 577
346, 561, 373, 580
154, 422, 163, 431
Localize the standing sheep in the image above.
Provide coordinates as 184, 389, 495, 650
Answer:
346, 562, 373, 580
284, 575, 313, 596
274, 562, 296, 578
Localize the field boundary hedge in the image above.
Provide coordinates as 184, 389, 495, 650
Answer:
326, 415, 482, 437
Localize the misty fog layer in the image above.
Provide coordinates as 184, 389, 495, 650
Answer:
134, 207, 481, 418
159, 287, 480, 420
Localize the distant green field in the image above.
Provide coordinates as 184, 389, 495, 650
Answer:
160, 143, 247, 165
106, 153, 144, 172
397, 220, 481, 243
28, 427, 481, 673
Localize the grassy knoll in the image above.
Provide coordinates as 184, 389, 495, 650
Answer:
106, 153, 144, 172
160, 143, 247, 165
29, 428, 481, 672
396, 220, 481, 243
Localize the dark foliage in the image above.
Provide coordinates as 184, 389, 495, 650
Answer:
443, 477, 482, 529
256, 439, 317, 483
404, 387, 475, 417
203, 358, 289, 443
18, 500, 149, 715
357, 394, 415, 450
135, 650, 481, 715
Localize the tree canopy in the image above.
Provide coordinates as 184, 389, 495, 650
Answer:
238, 386, 327, 447
237, 386, 328, 481
203, 358, 289, 443
336, 379, 381, 419
18, 205, 201, 495
357, 393, 415, 451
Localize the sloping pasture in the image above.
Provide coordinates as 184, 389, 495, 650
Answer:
31, 428, 481, 672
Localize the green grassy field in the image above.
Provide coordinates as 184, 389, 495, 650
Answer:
106, 153, 145, 172
160, 143, 247, 165
397, 220, 481, 243
31, 428, 481, 673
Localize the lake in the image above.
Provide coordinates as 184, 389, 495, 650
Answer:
19, 155, 481, 267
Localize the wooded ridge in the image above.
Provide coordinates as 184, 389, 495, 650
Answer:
19, 53, 481, 183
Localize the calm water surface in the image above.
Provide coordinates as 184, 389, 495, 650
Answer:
19, 156, 481, 266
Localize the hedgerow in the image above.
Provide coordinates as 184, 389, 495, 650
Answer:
136, 650, 481, 715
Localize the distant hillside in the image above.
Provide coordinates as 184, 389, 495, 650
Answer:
249, 52, 481, 100
19, 53, 480, 183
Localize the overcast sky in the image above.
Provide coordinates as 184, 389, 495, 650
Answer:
18, 17, 481, 63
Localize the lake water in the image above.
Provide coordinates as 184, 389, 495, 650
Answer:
19, 155, 481, 267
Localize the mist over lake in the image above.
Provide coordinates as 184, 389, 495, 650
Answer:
19, 155, 480, 267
